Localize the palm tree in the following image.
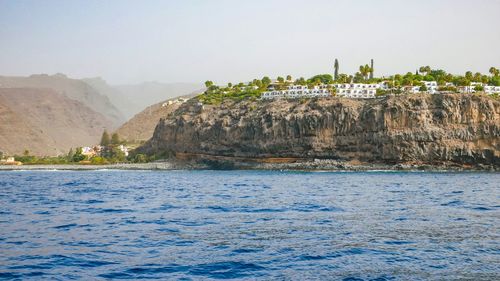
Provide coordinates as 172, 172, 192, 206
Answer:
419, 66, 431, 75
489, 67, 499, 77
465, 71, 473, 81
359, 65, 371, 81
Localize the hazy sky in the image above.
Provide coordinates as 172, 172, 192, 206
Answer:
1, 0, 499, 85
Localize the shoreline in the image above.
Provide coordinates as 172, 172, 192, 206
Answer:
0, 159, 498, 172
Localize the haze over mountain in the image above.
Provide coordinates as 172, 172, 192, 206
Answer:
0, 88, 113, 156
0, 74, 125, 127
0, 73, 203, 155
114, 82, 203, 118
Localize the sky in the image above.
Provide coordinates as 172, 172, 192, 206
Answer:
0, 0, 499, 85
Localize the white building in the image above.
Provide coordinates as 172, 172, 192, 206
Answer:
260, 80, 499, 100
118, 145, 129, 157
261, 85, 330, 99
461, 83, 500, 94
81, 146, 96, 157
334, 83, 381, 98
423, 81, 438, 94
485, 86, 500, 94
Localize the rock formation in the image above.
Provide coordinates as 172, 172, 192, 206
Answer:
140, 94, 500, 167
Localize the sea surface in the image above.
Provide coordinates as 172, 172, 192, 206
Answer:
0, 170, 498, 280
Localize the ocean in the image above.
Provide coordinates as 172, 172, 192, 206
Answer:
0, 170, 498, 280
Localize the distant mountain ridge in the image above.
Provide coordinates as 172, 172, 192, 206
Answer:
0, 73, 204, 155
0, 74, 125, 127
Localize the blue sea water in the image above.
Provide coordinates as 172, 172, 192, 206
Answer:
0, 170, 499, 280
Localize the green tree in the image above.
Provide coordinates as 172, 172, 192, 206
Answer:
419, 84, 428, 92
277, 76, 284, 83
419, 66, 431, 75
465, 71, 473, 81
308, 74, 334, 84
90, 156, 107, 165
100, 130, 110, 146
134, 154, 148, 163
23, 150, 30, 156
359, 64, 371, 81
474, 85, 484, 92
204, 80, 214, 88
72, 147, 86, 162
375, 88, 387, 97
353, 72, 364, 83
111, 133, 120, 145
0, 150, 3, 159
473, 72, 482, 82
67, 148, 74, 161
261, 76, 271, 86
334, 58, 339, 80
295, 77, 306, 85
227, 82, 232, 88
286, 75, 292, 81
489, 67, 499, 77
491, 76, 500, 86
338, 74, 349, 83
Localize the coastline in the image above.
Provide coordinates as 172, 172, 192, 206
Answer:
1, 159, 498, 172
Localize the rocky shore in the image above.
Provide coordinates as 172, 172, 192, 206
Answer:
1, 158, 497, 171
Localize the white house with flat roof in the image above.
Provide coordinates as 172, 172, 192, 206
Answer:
333, 83, 381, 98
261, 85, 330, 99
261, 83, 384, 100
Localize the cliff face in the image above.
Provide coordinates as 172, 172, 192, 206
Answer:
142, 94, 500, 166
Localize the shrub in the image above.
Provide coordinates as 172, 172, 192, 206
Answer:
134, 154, 148, 163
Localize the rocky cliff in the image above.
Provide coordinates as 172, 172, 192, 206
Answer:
140, 94, 500, 167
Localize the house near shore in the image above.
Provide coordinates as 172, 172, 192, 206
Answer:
0, 157, 22, 165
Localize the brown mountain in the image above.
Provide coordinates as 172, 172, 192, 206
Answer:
0, 74, 125, 127
0, 88, 114, 156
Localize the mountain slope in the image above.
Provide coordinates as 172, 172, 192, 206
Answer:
0, 74, 124, 127
0, 88, 114, 156
115, 91, 201, 142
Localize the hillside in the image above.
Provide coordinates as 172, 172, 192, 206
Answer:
115, 91, 202, 143
0, 88, 114, 156
0, 74, 124, 127
140, 94, 500, 168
